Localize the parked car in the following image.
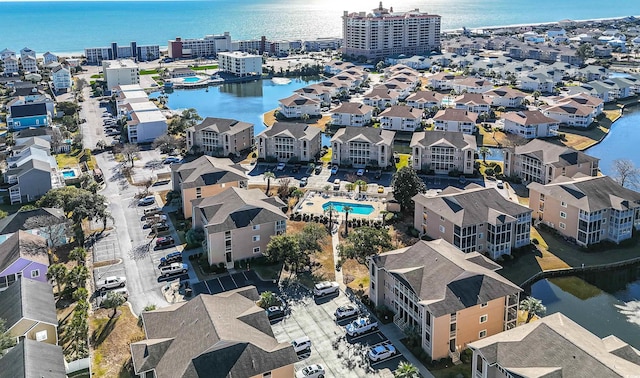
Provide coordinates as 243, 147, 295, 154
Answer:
330, 165, 339, 175
155, 236, 175, 249
138, 196, 155, 206
96, 276, 126, 291
377, 185, 384, 194
313, 281, 339, 297
332, 179, 341, 190
276, 162, 286, 171
159, 262, 188, 277
334, 305, 359, 320
291, 336, 312, 353
106, 130, 120, 136
296, 364, 325, 378
152, 223, 170, 233
314, 165, 322, 174
163, 157, 181, 164
144, 207, 162, 216
292, 164, 301, 173
299, 177, 308, 187
145, 221, 167, 230
356, 168, 365, 176
374, 170, 382, 179
345, 317, 378, 336
497, 180, 504, 189
368, 342, 397, 362
159, 251, 183, 266
265, 305, 286, 320
146, 214, 168, 224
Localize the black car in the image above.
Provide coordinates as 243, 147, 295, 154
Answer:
159, 251, 182, 266
152, 223, 170, 233
265, 305, 286, 320
292, 164, 301, 173
155, 236, 175, 249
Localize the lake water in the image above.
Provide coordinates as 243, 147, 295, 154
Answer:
585, 107, 640, 176
152, 77, 331, 144
1, 0, 639, 53
530, 266, 640, 349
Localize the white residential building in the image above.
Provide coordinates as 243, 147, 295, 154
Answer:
168, 33, 232, 59
256, 122, 322, 163
542, 102, 594, 127
102, 59, 140, 91
330, 102, 374, 127
3, 56, 19, 75
378, 105, 423, 131
21, 55, 38, 73
433, 109, 478, 134
123, 101, 167, 144
20, 47, 36, 61
411, 131, 477, 175
51, 65, 72, 91
500, 110, 559, 139
218, 51, 262, 77
43, 52, 58, 65
0, 48, 15, 60
278, 94, 321, 119
331, 126, 395, 168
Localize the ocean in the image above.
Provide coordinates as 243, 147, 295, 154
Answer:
1, 0, 640, 54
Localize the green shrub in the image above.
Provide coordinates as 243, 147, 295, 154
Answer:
532, 238, 539, 245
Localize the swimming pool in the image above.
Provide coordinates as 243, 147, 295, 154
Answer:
61, 169, 77, 179
322, 201, 374, 215
182, 76, 201, 83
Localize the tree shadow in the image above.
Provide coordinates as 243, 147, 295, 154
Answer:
128, 242, 152, 261
91, 315, 119, 347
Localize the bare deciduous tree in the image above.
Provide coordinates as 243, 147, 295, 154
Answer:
24, 215, 71, 264
121, 143, 140, 167
612, 159, 639, 189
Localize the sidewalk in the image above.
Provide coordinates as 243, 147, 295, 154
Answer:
378, 323, 435, 378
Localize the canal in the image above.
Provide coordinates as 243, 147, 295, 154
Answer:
530, 265, 640, 349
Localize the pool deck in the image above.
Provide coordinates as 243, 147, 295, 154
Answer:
296, 191, 386, 220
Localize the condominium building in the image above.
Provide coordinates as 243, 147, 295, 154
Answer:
167, 33, 232, 59
369, 239, 521, 361
256, 122, 322, 163
21, 55, 38, 74
411, 131, 477, 175
330, 102, 374, 127
469, 313, 640, 378
342, 2, 441, 59
528, 175, 640, 247
186, 117, 254, 157
433, 108, 478, 134
84, 41, 160, 64
303, 37, 342, 51
121, 101, 167, 144
278, 94, 321, 118
102, 59, 140, 91
3, 55, 19, 75
500, 110, 559, 139
192, 188, 287, 267
218, 51, 262, 77
331, 126, 395, 168
378, 105, 423, 131
51, 64, 72, 92
503, 139, 600, 184
413, 185, 532, 259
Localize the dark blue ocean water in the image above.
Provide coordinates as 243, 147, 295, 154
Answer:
1, 0, 640, 53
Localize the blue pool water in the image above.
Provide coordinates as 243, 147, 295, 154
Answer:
322, 201, 374, 215
62, 170, 76, 179
182, 77, 201, 83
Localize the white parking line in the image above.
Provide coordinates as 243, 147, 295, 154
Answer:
203, 280, 212, 295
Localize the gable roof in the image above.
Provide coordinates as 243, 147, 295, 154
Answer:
172, 156, 247, 190
0, 208, 65, 235
257, 121, 321, 140
0, 231, 48, 275
331, 102, 374, 115
194, 188, 286, 234
411, 131, 477, 150
378, 105, 422, 119
413, 186, 531, 227
433, 108, 478, 123
9, 102, 48, 118
527, 175, 640, 213
331, 126, 395, 145
131, 286, 297, 378
502, 110, 558, 126
469, 313, 640, 378
406, 91, 444, 103
514, 139, 599, 168
0, 277, 58, 329
188, 117, 253, 135
373, 239, 521, 317
0, 339, 66, 378
454, 92, 490, 106
278, 93, 319, 107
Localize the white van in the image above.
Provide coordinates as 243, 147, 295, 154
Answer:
159, 262, 188, 277
291, 336, 311, 353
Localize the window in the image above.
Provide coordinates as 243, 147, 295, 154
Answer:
253, 247, 261, 254
439, 225, 445, 233
559, 222, 566, 229
478, 232, 483, 240
561, 201, 567, 207
440, 215, 445, 221
479, 329, 487, 338
480, 302, 488, 308
35, 330, 48, 342
252, 225, 260, 231
480, 314, 488, 323
31, 269, 40, 278
560, 211, 567, 219
252, 235, 260, 242
263, 372, 272, 378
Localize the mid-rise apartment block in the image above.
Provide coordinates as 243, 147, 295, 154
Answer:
167, 33, 232, 59
186, 117, 254, 157
411, 131, 477, 175
528, 175, 640, 247
102, 59, 140, 91
218, 51, 262, 77
342, 2, 441, 59
84, 41, 160, 64
256, 122, 322, 163
331, 126, 395, 168
413, 185, 532, 259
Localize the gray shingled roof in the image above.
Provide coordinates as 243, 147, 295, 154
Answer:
413, 186, 531, 227
195, 187, 286, 234
0, 277, 58, 330
373, 239, 521, 317
0, 231, 48, 275
256, 121, 321, 140
0, 207, 65, 235
187, 117, 253, 135
378, 105, 422, 119
468, 313, 640, 378
514, 139, 599, 168
501, 110, 558, 126
331, 102, 374, 115
131, 286, 297, 378
331, 126, 395, 145
527, 175, 640, 212
0, 339, 66, 378
172, 156, 247, 190
410, 131, 477, 150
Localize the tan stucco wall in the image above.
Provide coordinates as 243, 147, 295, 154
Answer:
249, 364, 294, 378
9, 319, 57, 345
183, 181, 241, 218
529, 188, 579, 240
8, 319, 37, 339
207, 221, 283, 265
415, 205, 455, 244
431, 313, 452, 359
454, 298, 506, 353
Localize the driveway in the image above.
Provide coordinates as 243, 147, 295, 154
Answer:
191, 270, 278, 297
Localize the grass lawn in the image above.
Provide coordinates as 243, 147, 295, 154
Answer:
139, 69, 158, 75
395, 154, 410, 170
287, 221, 335, 282
429, 362, 472, 378
320, 148, 332, 163
263, 109, 277, 126
342, 258, 369, 294
90, 74, 103, 79
90, 306, 145, 378
192, 65, 219, 71
0, 201, 36, 215
556, 110, 619, 151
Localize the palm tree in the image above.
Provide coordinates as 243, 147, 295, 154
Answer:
354, 179, 367, 193
394, 361, 420, 378
264, 171, 275, 195
324, 204, 336, 232
479, 146, 493, 164
258, 291, 279, 308
343, 205, 353, 236
67, 265, 89, 289
103, 291, 126, 318
47, 263, 68, 296
69, 247, 87, 266
520, 296, 546, 323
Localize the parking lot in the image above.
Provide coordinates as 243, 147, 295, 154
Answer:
192, 270, 278, 296
271, 288, 407, 377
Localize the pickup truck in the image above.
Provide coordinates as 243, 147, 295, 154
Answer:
96, 276, 126, 291
345, 317, 378, 336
